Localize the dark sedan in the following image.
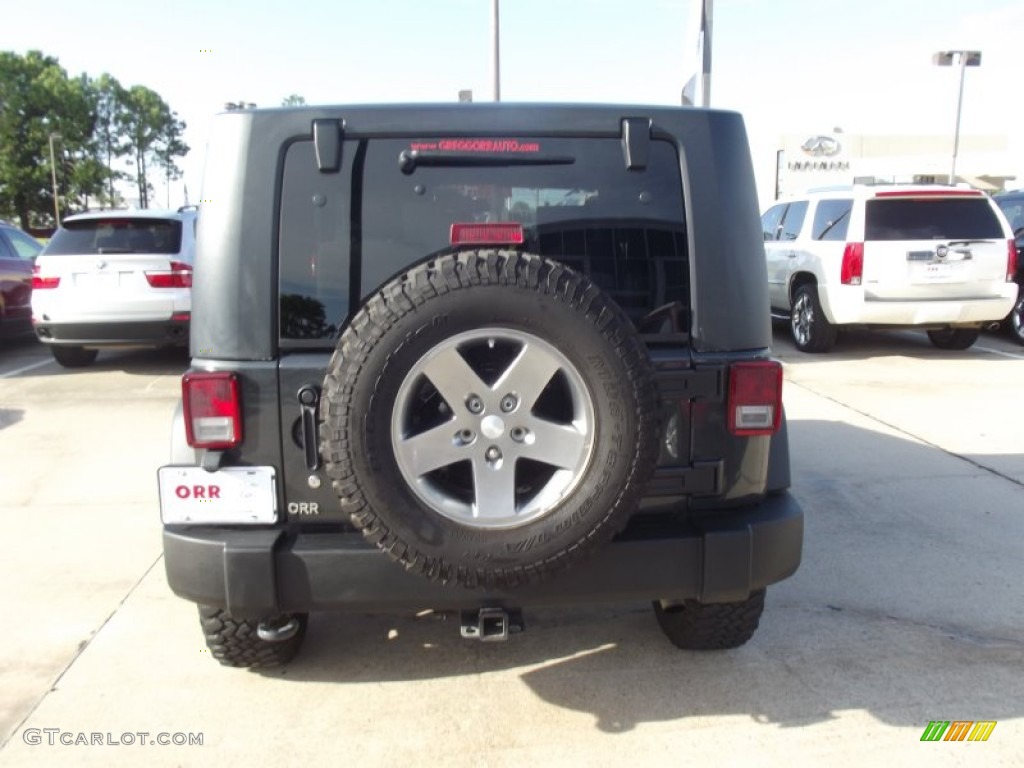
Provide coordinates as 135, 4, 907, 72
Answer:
0, 221, 42, 339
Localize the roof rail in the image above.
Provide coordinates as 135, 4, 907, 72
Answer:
804, 185, 855, 194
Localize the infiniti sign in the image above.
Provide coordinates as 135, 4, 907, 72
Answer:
801, 135, 842, 158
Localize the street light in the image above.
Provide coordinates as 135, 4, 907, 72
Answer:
48, 132, 62, 225
932, 50, 981, 185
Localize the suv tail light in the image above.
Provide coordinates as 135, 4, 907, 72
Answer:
841, 242, 864, 285
450, 222, 524, 246
146, 261, 193, 288
728, 361, 783, 436
31, 265, 60, 289
1008, 239, 1018, 282
183, 372, 242, 449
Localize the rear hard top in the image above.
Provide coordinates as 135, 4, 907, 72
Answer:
191, 104, 770, 361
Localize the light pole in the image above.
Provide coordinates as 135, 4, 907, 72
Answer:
48, 132, 62, 225
932, 50, 981, 185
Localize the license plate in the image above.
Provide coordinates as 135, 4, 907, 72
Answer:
158, 466, 277, 524
74, 272, 118, 288
919, 263, 954, 282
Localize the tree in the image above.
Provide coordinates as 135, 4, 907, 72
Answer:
121, 85, 188, 208
88, 73, 130, 207
281, 94, 306, 106
0, 50, 98, 228
153, 111, 188, 207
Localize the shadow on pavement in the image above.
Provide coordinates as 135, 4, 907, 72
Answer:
27, 346, 190, 377
0, 408, 23, 430
259, 418, 1023, 732
771, 324, 1022, 362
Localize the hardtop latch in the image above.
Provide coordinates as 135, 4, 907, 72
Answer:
313, 118, 343, 173
621, 117, 652, 170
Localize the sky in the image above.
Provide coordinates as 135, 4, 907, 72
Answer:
4, 0, 1024, 209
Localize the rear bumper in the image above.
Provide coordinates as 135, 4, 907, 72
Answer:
163, 492, 803, 618
33, 317, 189, 346
822, 286, 1016, 326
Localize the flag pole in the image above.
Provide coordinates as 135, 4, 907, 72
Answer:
493, 0, 501, 102
701, 0, 713, 107
681, 0, 713, 107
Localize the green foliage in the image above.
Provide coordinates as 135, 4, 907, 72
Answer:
0, 50, 189, 226
0, 50, 96, 228
121, 85, 188, 209
90, 72, 131, 206
281, 94, 306, 106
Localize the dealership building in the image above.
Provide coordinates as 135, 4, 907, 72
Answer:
774, 132, 1016, 199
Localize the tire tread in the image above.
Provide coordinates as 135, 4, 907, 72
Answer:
198, 606, 307, 668
321, 250, 659, 589
654, 590, 766, 651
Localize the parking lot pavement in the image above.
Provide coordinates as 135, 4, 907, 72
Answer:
0, 331, 1022, 766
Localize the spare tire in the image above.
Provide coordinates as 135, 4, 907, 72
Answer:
321, 250, 659, 588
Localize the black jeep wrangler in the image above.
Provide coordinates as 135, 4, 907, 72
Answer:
158, 104, 803, 666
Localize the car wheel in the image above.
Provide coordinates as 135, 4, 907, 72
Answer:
198, 606, 308, 667
653, 589, 766, 650
321, 250, 660, 589
790, 284, 836, 353
926, 328, 980, 350
50, 346, 99, 368
1007, 286, 1024, 346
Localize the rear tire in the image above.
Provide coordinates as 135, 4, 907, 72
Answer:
51, 346, 98, 368
198, 606, 308, 668
926, 328, 980, 350
790, 284, 836, 353
1007, 286, 1024, 346
653, 589, 766, 650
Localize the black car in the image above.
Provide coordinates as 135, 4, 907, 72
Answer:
993, 190, 1024, 344
0, 221, 42, 339
158, 104, 803, 666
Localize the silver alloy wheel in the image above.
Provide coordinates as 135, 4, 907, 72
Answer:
792, 292, 813, 347
391, 328, 596, 529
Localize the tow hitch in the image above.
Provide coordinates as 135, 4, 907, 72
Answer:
460, 607, 524, 642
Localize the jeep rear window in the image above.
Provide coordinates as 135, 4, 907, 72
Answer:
44, 218, 182, 255
864, 198, 1003, 241
278, 136, 688, 343
361, 137, 688, 322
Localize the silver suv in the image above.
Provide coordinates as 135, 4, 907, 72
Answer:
762, 185, 1017, 352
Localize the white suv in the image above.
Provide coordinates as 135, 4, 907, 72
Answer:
32, 208, 196, 367
762, 186, 1017, 352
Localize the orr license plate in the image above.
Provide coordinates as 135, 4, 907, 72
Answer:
158, 466, 277, 524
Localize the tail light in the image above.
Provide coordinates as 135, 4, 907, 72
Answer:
182, 372, 242, 449
728, 361, 783, 436
841, 242, 863, 285
1008, 239, 1018, 283
146, 261, 193, 288
450, 222, 524, 246
31, 265, 60, 289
